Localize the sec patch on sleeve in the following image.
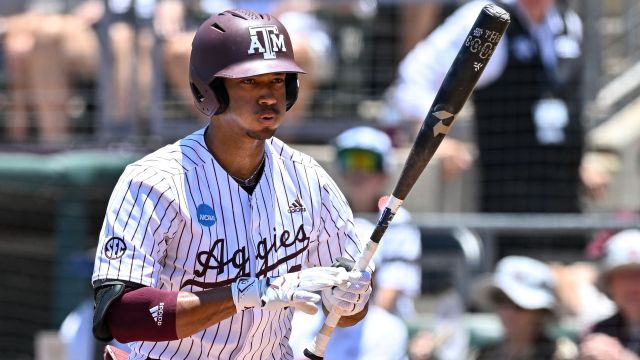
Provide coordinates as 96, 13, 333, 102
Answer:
104, 237, 127, 259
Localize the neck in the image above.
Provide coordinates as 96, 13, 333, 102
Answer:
205, 124, 265, 180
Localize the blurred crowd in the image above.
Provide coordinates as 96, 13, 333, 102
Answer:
0, 0, 621, 207
0, 0, 442, 144
287, 124, 639, 360
2, 0, 639, 359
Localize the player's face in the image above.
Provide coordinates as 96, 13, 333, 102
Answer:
222, 73, 287, 140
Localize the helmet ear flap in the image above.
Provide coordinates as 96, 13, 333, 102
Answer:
189, 65, 219, 117
210, 78, 229, 115
285, 73, 299, 111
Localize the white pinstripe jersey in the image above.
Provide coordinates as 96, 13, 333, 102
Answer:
92, 127, 364, 360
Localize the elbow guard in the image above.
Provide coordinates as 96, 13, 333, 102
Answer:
92, 280, 136, 341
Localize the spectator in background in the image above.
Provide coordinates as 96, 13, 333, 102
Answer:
397, 3, 443, 59
579, 229, 640, 360
105, 0, 158, 129
3, 0, 101, 143
388, 0, 611, 256
551, 260, 616, 334
550, 229, 619, 334
333, 126, 422, 321
471, 255, 578, 360
289, 126, 422, 359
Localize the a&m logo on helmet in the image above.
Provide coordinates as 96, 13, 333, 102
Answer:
247, 25, 287, 60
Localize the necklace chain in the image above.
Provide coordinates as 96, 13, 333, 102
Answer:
229, 154, 265, 187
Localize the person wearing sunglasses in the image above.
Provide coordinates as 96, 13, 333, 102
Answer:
289, 126, 423, 359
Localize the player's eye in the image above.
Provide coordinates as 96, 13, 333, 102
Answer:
272, 77, 285, 84
241, 78, 256, 85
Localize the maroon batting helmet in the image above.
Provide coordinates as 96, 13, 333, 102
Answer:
189, 9, 306, 117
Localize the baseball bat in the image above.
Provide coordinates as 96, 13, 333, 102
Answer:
303, 4, 510, 359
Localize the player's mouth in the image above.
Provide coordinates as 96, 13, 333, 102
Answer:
256, 108, 280, 124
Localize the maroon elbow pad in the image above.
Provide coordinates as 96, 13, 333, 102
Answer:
107, 287, 178, 343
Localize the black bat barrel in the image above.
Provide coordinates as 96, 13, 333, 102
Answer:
305, 6, 511, 360
392, 4, 511, 202
434, 4, 511, 112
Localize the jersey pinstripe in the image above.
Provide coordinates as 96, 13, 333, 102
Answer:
92, 127, 364, 360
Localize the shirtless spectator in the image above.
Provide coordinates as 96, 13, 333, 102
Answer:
4, 0, 101, 143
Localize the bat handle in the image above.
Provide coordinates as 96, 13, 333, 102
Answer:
303, 242, 378, 359
302, 312, 340, 359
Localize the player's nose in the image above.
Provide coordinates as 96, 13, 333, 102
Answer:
258, 94, 277, 106
256, 82, 280, 107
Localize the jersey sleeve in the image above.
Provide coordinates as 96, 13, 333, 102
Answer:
92, 165, 183, 287
308, 171, 364, 268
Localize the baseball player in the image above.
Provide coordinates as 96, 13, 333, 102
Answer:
91, 9, 372, 360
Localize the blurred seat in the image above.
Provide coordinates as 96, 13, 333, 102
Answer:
0, 149, 142, 357
420, 227, 483, 302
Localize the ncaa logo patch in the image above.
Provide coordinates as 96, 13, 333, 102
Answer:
197, 204, 216, 227
104, 237, 126, 260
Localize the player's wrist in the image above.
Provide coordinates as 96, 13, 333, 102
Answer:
231, 277, 268, 312
233, 268, 352, 315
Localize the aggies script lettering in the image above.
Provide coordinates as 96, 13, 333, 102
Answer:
181, 224, 310, 289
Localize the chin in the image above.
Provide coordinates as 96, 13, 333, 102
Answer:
247, 127, 277, 140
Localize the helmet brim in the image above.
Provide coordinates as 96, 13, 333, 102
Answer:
215, 58, 306, 79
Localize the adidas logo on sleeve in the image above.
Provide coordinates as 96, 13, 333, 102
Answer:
149, 303, 165, 326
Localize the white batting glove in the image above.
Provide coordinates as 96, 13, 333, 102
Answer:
231, 267, 350, 315
321, 257, 373, 317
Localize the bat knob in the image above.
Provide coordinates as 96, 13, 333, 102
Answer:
303, 349, 324, 360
